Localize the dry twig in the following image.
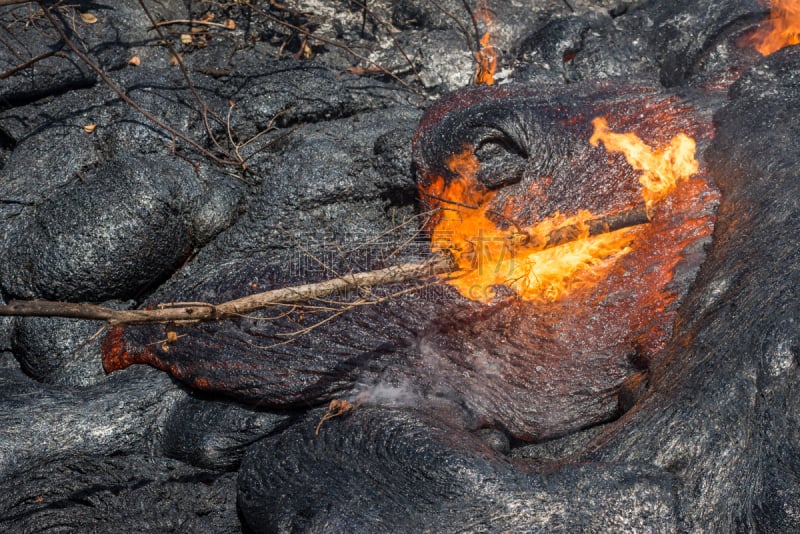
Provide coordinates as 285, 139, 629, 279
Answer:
137, 0, 233, 161
150, 18, 236, 30
245, 2, 423, 95
35, 0, 242, 167
315, 399, 356, 436
347, 0, 424, 86
0, 49, 65, 78
0, 254, 457, 326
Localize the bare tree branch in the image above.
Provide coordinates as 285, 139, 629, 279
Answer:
0, 49, 65, 79
137, 0, 232, 160
348, 0, 424, 86
246, 2, 424, 95
0, 254, 457, 325
36, 0, 242, 167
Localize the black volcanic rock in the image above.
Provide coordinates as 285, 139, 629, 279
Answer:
0, 453, 240, 533
239, 406, 678, 532
2, 155, 203, 301
513, 0, 764, 86
2, 0, 799, 532
579, 45, 800, 531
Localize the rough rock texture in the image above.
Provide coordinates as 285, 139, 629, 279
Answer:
0, 363, 288, 476
102, 83, 718, 445
512, 0, 764, 86
239, 406, 678, 532
1, 0, 798, 532
583, 45, 800, 531
2, 156, 200, 301
0, 454, 240, 533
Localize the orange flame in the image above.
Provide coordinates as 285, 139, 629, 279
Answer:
747, 0, 800, 55
473, 1, 497, 85
424, 119, 700, 304
474, 32, 497, 85
590, 117, 698, 211
426, 150, 635, 303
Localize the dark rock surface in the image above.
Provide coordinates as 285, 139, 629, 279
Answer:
239, 406, 678, 532
2, 155, 206, 301
1, 0, 798, 532
0, 453, 240, 533
583, 45, 800, 531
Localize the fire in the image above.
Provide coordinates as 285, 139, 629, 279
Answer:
590, 117, 698, 211
424, 119, 700, 304
473, 1, 497, 85
474, 32, 497, 85
747, 0, 800, 55
426, 150, 635, 303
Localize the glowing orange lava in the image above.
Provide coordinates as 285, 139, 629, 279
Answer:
424, 119, 700, 304
474, 1, 497, 85
747, 0, 800, 55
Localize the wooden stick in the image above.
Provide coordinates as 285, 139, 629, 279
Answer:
150, 19, 236, 30
0, 0, 33, 6
0, 255, 457, 326
0, 204, 650, 326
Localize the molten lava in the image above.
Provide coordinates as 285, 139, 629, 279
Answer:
747, 0, 800, 55
424, 118, 700, 304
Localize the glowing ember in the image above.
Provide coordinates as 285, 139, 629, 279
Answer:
590, 117, 698, 211
473, 1, 497, 85
424, 119, 700, 304
746, 0, 800, 55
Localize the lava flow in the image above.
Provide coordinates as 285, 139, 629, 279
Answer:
746, 0, 800, 55
424, 118, 700, 303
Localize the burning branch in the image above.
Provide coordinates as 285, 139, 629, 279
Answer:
0, 204, 651, 326
473, 0, 498, 85
421, 139, 666, 303
539, 202, 650, 249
